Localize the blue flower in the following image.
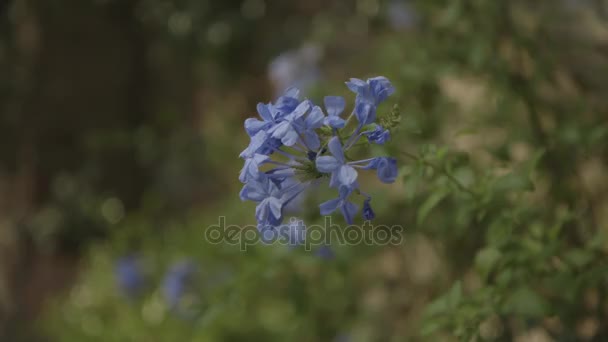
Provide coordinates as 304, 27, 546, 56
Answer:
239, 76, 398, 236
315, 137, 359, 187
274, 87, 301, 113
162, 260, 196, 310
244, 103, 278, 137
244, 88, 303, 137
346, 77, 395, 126
240, 176, 306, 225
316, 245, 335, 259
364, 124, 391, 145
298, 105, 325, 150
362, 198, 375, 220
115, 255, 145, 298
316, 136, 380, 187
269, 100, 311, 146
240, 176, 284, 225
363, 157, 398, 183
323, 96, 346, 128
319, 185, 359, 224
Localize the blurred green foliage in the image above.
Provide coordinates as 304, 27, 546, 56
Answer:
0, 0, 607, 341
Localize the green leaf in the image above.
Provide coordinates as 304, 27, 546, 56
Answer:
502, 287, 547, 317
564, 249, 594, 268
417, 189, 450, 225
475, 247, 502, 279
494, 172, 534, 193
447, 281, 463, 308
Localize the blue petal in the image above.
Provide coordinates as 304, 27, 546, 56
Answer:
319, 198, 341, 215
240, 181, 267, 201
255, 200, 271, 223
291, 100, 311, 119
346, 78, 367, 94
267, 197, 283, 220
362, 198, 375, 220
305, 106, 324, 128
329, 171, 340, 188
303, 131, 320, 151
283, 87, 300, 99
364, 124, 390, 144
257, 103, 273, 122
270, 121, 290, 139
244, 118, 268, 137
340, 201, 358, 225
324, 96, 345, 117
338, 165, 358, 186
316, 156, 341, 173
338, 184, 353, 200
327, 136, 345, 163
239, 131, 267, 158
377, 157, 398, 183
354, 102, 376, 126
275, 97, 300, 115
369, 76, 395, 104
281, 128, 300, 146
324, 115, 346, 128
238, 160, 253, 183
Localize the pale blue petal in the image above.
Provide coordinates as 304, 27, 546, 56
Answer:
316, 156, 341, 173
355, 102, 375, 126
283, 87, 300, 99
329, 171, 340, 188
305, 106, 324, 128
340, 201, 358, 225
240, 182, 267, 201
256, 103, 273, 122
327, 136, 345, 163
255, 200, 269, 223
324, 96, 345, 117
244, 118, 268, 137
281, 128, 300, 146
303, 131, 320, 151
270, 121, 290, 139
319, 198, 341, 215
267, 197, 283, 220
338, 165, 358, 186
324, 116, 346, 128
291, 100, 311, 119
338, 184, 353, 199
346, 78, 367, 93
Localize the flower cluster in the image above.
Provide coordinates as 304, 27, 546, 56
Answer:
239, 76, 398, 235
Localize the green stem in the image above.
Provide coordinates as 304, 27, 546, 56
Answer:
401, 151, 477, 197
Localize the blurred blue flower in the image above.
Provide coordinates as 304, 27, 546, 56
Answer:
162, 260, 197, 310
268, 44, 323, 96
115, 255, 145, 298
316, 245, 335, 260
387, 0, 417, 31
